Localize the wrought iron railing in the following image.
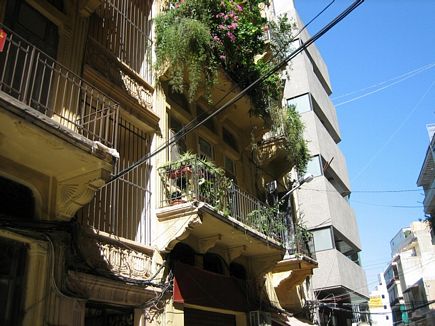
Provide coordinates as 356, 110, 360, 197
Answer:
288, 224, 316, 260
0, 24, 119, 147
158, 155, 286, 243
78, 119, 152, 245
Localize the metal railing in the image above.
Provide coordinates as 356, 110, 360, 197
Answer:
288, 224, 316, 260
158, 156, 286, 243
0, 25, 119, 147
78, 119, 152, 245
89, 0, 153, 85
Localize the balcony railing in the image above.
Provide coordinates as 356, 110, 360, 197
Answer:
288, 224, 316, 260
158, 155, 286, 243
0, 24, 119, 147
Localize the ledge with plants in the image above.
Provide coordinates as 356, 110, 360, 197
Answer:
158, 153, 287, 242
155, 0, 294, 117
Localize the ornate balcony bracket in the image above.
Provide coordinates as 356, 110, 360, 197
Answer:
198, 234, 222, 254
228, 245, 247, 262
56, 168, 111, 220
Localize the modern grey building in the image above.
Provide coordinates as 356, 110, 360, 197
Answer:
274, 1, 369, 324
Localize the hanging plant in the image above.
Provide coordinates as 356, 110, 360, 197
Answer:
155, 0, 295, 116
267, 104, 310, 173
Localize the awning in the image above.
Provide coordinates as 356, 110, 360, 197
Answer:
173, 262, 253, 312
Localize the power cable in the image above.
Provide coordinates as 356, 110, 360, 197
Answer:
334, 63, 435, 106
332, 62, 435, 101
352, 79, 435, 182
109, 0, 365, 183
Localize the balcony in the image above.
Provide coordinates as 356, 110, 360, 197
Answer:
156, 154, 287, 265
158, 155, 285, 242
0, 24, 119, 147
0, 25, 119, 220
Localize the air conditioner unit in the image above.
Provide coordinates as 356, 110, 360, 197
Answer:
249, 310, 272, 326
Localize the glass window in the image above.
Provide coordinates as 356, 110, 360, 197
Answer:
224, 156, 235, 176
198, 137, 213, 160
312, 228, 333, 251
287, 93, 312, 114
222, 128, 238, 151
306, 155, 322, 177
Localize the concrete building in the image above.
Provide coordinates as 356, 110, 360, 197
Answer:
417, 123, 435, 237
368, 273, 393, 326
273, 1, 369, 325
0, 0, 318, 325
384, 222, 435, 325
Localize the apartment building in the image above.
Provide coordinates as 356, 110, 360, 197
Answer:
0, 0, 318, 325
417, 123, 435, 237
368, 273, 393, 326
273, 1, 369, 325
385, 222, 435, 325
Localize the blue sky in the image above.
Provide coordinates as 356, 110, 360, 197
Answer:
294, 0, 435, 291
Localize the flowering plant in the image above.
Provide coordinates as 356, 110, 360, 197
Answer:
155, 0, 294, 116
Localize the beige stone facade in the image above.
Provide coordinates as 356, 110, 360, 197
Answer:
0, 1, 317, 325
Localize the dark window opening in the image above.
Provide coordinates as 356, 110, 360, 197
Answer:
0, 238, 27, 326
168, 87, 190, 113
5, 0, 59, 59
197, 106, 215, 133
203, 253, 224, 275
170, 243, 195, 266
0, 176, 34, 219
222, 128, 238, 151
229, 262, 246, 280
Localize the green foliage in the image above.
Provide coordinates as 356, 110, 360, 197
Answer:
247, 205, 286, 237
268, 104, 310, 173
155, 0, 295, 115
155, 13, 218, 100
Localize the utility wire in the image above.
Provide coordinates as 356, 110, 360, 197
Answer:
109, 0, 365, 183
292, 0, 336, 39
332, 62, 435, 101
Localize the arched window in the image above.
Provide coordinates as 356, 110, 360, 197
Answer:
229, 262, 246, 280
0, 176, 34, 219
170, 243, 195, 266
203, 253, 224, 275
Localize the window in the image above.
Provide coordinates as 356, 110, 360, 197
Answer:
306, 155, 323, 178
224, 156, 235, 176
169, 116, 186, 159
222, 128, 238, 151
203, 253, 224, 274
199, 137, 213, 160
312, 227, 333, 251
88, 0, 153, 83
0, 238, 26, 326
229, 262, 246, 280
287, 93, 312, 114
197, 106, 215, 133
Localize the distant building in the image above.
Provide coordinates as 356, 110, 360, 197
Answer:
368, 273, 393, 325
384, 222, 435, 325
417, 123, 435, 238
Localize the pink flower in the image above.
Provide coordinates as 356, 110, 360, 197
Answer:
227, 31, 236, 43
236, 4, 243, 11
228, 22, 238, 30
218, 24, 226, 30
219, 55, 226, 61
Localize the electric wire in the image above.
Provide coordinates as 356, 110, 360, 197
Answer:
332, 62, 435, 101
109, 0, 365, 183
334, 63, 435, 107
352, 79, 435, 182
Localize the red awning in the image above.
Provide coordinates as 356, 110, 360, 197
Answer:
173, 262, 253, 312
